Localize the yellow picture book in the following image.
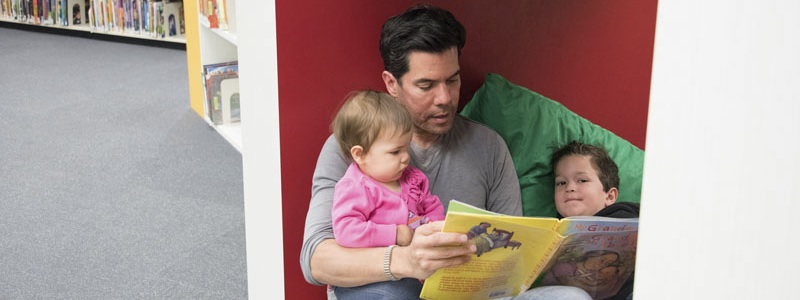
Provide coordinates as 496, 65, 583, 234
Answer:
419, 200, 638, 300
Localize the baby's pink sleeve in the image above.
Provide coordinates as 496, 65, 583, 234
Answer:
332, 179, 397, 247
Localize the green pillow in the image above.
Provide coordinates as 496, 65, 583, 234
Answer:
461, 73, 644, 217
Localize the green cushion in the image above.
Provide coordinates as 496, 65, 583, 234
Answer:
461, 73, 644, 217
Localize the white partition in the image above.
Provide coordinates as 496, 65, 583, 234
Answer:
637, 0, 799, 298
236, 0, 285, 299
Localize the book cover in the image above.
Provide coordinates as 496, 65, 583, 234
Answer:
67, 0, 82, 25
419, 200, 638, 300
152, 0, 163, 38
219, 77, 240, 124
202, 61, 238, 125
161, 0, 180, 37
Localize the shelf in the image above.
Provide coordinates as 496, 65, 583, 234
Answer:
205, 118, 242, 152
1, 9, 186, 45
198, 14, 237, 46
189, 0, 241, 152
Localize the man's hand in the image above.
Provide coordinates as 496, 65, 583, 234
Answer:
390, 221, 476, 279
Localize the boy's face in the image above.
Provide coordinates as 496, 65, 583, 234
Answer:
554, 155, 618, 217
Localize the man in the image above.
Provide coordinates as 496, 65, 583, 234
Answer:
300, 4, 522, 297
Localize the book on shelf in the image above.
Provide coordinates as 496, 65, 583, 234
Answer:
419, 200, 638, 300
152, 0, 164, 37
215, 0, 226, 30
219, 77, 240, 125
162, 0, 181, 36
197, 0, 231, 32
202, 61, 239, 125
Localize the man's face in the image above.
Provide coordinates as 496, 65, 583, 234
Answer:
383, 47, 461, 142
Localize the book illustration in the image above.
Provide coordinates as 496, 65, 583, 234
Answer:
538, 231, 637, 300
467, 222, 523, 257
407, 211, 429, 230
419, 200, 638, 300
219, 77, 240, 124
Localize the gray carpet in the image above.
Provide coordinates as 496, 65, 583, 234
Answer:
0, 26, 248, 299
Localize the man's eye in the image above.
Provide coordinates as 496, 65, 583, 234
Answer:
418, 85, 432, 91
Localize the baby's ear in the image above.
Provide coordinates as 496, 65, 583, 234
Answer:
350, 145, 364, 164
605, 187, 619, 206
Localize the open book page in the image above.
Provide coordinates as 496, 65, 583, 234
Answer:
420, 201, 565, 300
538, 218, 638, 300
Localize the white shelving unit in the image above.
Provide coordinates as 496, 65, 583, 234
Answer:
187, 1, 283, 297
196, 0, 241, 152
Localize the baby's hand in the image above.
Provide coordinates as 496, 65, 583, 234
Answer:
396, 224, 413, 246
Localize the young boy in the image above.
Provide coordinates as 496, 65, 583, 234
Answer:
549, 141, 638, 300
515, 141, 639, 300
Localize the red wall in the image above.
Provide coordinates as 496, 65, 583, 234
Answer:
276, 1, 656, 298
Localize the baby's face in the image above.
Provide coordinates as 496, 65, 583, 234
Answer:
554, 155, 616, 217
357, 131, 412, 184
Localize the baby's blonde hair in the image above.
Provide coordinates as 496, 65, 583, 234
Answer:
331, 90, 413, 159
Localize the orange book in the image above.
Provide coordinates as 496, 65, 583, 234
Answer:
33, 0, 39, 24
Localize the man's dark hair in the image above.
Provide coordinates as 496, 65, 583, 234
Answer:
379, 4, 466, 81
550, 141, 620, 192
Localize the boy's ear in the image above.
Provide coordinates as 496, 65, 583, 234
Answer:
350, 145, 364, 164
605, 187, 619, 206
382, 71, 399, 97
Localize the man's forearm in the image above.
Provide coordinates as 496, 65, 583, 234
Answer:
310, 239, 387, 287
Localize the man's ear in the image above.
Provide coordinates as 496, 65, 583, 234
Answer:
382, 71, 399, 97
605, 187, 619, 206
350, 145, 364, 164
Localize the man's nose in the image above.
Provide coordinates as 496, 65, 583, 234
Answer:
433, 83, 451, 105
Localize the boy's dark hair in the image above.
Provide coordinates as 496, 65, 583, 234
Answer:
379, 4, 466, 81
550, 141, 620, 192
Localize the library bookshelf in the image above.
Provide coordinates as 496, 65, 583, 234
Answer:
0, 0, 186, 47
184, 0, 241, 152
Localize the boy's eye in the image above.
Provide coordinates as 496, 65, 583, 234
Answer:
555, 181, 566, 186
